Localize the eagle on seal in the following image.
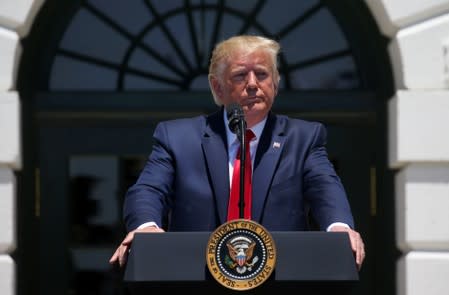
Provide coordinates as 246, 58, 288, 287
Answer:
227, 240, 256, 267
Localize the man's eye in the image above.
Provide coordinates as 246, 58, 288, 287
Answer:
232, 73, 246, 81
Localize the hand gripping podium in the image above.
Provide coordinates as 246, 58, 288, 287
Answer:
124, 231, 359, 294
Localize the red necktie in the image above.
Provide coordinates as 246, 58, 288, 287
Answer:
227, 129, 255, 221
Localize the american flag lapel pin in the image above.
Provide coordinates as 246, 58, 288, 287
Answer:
272, 141, 281, 149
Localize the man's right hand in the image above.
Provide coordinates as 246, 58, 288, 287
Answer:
109, 226, 165, 267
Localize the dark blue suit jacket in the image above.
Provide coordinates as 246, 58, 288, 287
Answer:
124, 109, 354, 232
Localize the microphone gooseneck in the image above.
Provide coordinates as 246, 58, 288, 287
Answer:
225, 103, 248, 219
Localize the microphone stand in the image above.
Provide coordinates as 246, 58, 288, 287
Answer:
237, 119, 247, 219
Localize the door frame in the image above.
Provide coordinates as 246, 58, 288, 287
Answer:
30, 90, 391, 294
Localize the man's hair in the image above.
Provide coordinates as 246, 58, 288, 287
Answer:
208, 35, 281, 106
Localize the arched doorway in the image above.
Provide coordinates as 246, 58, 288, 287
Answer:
17, 1, 395, 294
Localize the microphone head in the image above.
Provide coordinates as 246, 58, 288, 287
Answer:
226, 103, 243, 116
226, 103, 244, 135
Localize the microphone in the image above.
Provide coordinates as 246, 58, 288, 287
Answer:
225, 103, 247, 219
226, 103, 245, 138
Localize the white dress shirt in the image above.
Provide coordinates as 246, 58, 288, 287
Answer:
224, 110, 266, 187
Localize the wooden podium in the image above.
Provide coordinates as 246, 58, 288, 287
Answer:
124, 231, 359, 294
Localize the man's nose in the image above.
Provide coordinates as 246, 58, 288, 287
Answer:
247, 72, 257, 88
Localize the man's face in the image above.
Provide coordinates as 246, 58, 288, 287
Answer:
212, 49, 278, 127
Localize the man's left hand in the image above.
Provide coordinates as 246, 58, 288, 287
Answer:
330, 226, 365, 271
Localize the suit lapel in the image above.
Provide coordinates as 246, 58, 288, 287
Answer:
202, 110, 229, 225
202, 111, 285, 225
252, 113, 285, 223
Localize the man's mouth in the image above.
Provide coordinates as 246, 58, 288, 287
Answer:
242, 97, 260, 106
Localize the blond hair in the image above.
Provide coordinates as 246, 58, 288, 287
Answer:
208, 35, 281, 105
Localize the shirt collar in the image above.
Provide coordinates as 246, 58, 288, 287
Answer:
223, 108, 267, 147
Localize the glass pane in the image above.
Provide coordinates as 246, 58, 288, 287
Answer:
280, 8, 348, 66
68, 155, 146, 295
289, 56, 359, 89
50, 55, 118, 90
142, 27, 189, 76
165, 14, 197, 67
59, 8, 129, 64
128, 47, 172, 77
89, 0, 152, 35
151, 0, 184, 15
69, 155, 119, 245
256, 0, 319, 35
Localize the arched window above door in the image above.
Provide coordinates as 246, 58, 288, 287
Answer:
49, 0, 361, 91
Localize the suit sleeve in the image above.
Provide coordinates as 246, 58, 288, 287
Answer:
302, 123, 355, 230
123, 122, 174, 231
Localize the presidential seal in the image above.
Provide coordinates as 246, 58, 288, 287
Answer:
206, 219, 276, 291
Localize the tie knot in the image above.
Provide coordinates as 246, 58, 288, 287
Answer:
245, 129, 255, 143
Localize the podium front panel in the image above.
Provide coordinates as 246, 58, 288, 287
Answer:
124, 231, 358, 282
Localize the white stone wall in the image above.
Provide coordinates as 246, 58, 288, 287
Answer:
0, 0, 45, 36
0, 1, 44, 294
0, 256, 14, 295
398, 252, 449, 295
366, 0, 449, 295
390, 14, 449, 89
389, 91, 449, 166
0, 92, 20, 167
396, 165, 449, 252
0, 34, 19, 295
365, 0, 449, 36
0, 169, 15, 295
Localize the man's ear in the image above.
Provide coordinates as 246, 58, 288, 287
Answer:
210, 77, 223, 99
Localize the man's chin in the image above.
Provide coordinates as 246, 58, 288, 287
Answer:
243, 101, 262, 111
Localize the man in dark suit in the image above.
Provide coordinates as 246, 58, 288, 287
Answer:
110, 35, 365, 269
